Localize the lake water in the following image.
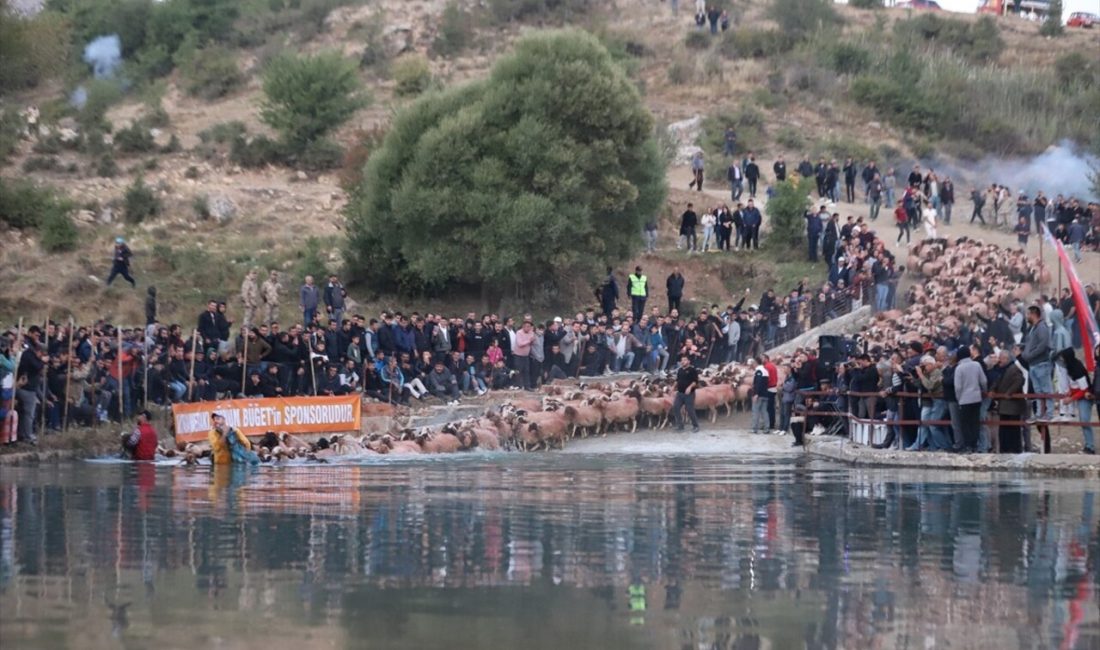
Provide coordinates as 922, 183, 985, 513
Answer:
1, 454, 1097, 650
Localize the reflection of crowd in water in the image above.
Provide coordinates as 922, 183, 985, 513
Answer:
1, 463, 1097, 648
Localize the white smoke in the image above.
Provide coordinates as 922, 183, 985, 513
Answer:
83, 34, 122, 79
69, 86, 88, 110
926, 141, 1098, 201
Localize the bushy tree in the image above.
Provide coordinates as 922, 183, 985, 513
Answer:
260, 51, 365, 153
769, 0, 841, 37
0, 9, 71, 94
765, 177, 814, 249
345, 30, 666, 305
1041, 0, 1064, 37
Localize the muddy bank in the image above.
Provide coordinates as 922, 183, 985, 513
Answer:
807, 437, 1100, 477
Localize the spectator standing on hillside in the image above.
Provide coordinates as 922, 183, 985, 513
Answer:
907, 165, 922, 188
300, 276, 320, 327
144, 286, 157, 326
701, 209, 716, 251
797, 156, 813, 180
941, 177, 955, 225
666, 269, 685, 313
814, 158, 828, 197
643, 218, 658, 253
728, 160, 743, 200
261, 271, 282, 326
628, 266, 649, 321
679, 203, 698, 251
825, 161, 840, 203
744, 154, 760, 198
1014, 217, 1030, 248
106, 237, 136, 288
706, 5, 721, 33
861, 161, 878, 201
842, 158, 857, 203
240, 270, 259, 328
970, 187, 986, 225
805, 208, 822, 262
599, 267, 619, 317
895, 200, 911, 244
723, 127, 736, 157
689, 151, 705, 191
1034, 191, 1048, 234
324, 274, 346, 325
868, 174, 884, 221
773, 156, 787, 182
1068, 218, 1086, 263
883, 167, 897, 206
741, 199, 762, 250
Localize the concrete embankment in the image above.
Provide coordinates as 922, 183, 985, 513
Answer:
806, 437, 1100, 477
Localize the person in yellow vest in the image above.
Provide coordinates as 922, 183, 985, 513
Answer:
628, 266, 648, 321
208, 413, 255, 465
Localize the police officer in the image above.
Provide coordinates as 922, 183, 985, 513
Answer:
628, 266, 648, 321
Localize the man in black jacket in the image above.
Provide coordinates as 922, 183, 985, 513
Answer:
679, 204, 698, 252
773, 156, 787, 182
860, 161, 877, 201
744, 154, 760, 198
842, 158, 858, 203
666, 270, 685, 313
671, 355, 700, 433
197, 300, 221, 349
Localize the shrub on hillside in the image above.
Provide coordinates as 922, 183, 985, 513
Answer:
487, 0, 592, 24
392, 54, 433, 96
433, 1, 475, 57
96, 154, 120, 178
198, 121, 248, 144
1053, 52, 1100, 90
684, 31, 712, 51
114, 122, 157, 154
40, 209, 79, 252
829, 43, 871, 75
769, 0, 841, 37
123, 176, 161, 223
849, 0, 883, 7
0, 178, 64, 229
339, 127, 387, 191
261, 51, 366, 153
766, 177, 814, 249
22, 156, 62, 173
295, 139, 344, 171
182, 45, 243, 99
893, 14, 1004, 64
0, 109, 21, 163
230, 134, 286, 168
0, 10, 71, 94
1041, 0, 1064, 37
719, 29, 796, 59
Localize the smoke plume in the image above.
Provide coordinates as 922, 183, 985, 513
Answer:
83, 34, 122, 79
926, 141, 1098, 201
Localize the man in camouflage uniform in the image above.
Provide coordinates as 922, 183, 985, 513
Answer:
260, 270, 282, 326
241, 270, 260, 328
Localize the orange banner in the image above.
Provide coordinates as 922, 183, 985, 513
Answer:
172, 395, 361, 444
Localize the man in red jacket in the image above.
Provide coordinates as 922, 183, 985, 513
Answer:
121, 410, 159, 461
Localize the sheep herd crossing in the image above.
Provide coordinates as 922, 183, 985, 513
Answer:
158, 237, 1046, 465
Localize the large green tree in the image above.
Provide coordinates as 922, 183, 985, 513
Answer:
345, 30, 665, 305
260, 51, 365, 153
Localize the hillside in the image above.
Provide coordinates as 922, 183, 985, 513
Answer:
1, 0, 1098, 326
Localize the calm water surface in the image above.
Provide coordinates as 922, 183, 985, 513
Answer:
0, 454, 1097, 650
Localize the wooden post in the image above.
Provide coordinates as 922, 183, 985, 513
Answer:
241, 328, 249, 396
187, 330, 198, 402
142, 323, 149, 410
89, 330, 98, 433
7, 318, 24, 444
117, 327, 124, 422
40, 312, 49, 434
62, 318, 74, 431
306, 334, 318, 396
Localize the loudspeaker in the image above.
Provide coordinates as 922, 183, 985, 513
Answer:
818, 335, 842, 366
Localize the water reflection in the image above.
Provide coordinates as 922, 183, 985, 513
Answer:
0, 457, 1097, 650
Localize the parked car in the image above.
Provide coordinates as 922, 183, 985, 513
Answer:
896, 0, 943, 10
1066, 12, 1098, 27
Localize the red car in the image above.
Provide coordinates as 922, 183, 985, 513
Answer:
1066, 12, 1098, 27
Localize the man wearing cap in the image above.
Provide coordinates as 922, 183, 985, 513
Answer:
106, 237, 136, 287
628, 267, 649, 321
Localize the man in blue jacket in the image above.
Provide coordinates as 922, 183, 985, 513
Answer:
741, 199, 762, 250
805, 209, 822, 262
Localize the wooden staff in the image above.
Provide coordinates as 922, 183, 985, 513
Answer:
306, 334, 318, 396
241, 328, 249, 396
89, 330, 98, 432
7, 318, 23, 444
187, 329, 198, 402
117, 327, 124, 421
142, 322, 149, 411
62, 318, 74, 431
40, 312, 49, 434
